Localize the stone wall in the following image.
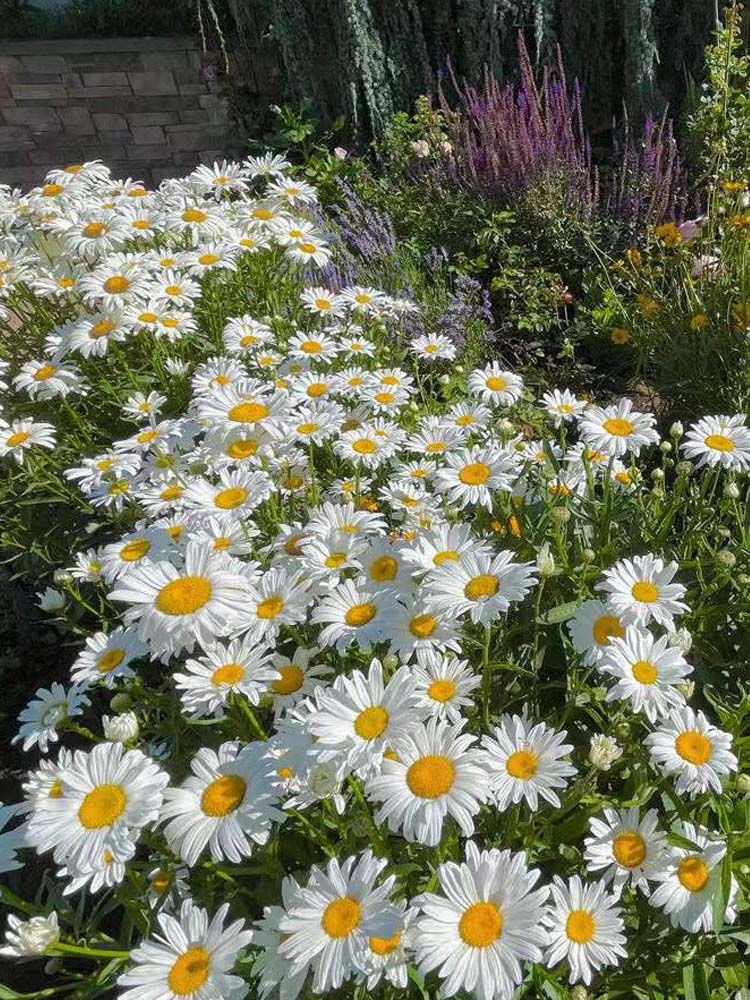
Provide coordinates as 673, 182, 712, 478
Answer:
0, 36, 279, 188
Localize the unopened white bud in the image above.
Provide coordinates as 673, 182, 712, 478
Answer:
102, 712, 139, 743
588, 734, 623, 771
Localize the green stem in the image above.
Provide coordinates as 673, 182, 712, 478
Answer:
50, 942, 129, 960
482, 624, 492, 727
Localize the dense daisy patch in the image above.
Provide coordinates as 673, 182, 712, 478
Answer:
0, 157, 749, 1000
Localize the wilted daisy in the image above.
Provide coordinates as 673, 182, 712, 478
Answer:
650, 822, 737, 932
425, 550, 537, 625
645, 706, 737, 796
0, 911, 60, 957
279, 850, 399, 993
584, 807, 668, 896
366, 717, 488, 845
597, 554, 688, 628
173, 637, 280, 718
413, 841, 549, 1000
14, 682, 90, 753
579, 398, 659, 458
600, 629, 692, 721
26, 742, 168, 870
544, 875, 627, 984
540, 387, 587, 426
481, 714, 577, 811
307, 659, 423, 774
681, 414, 750, 470
117, 899, 253, 1000
161, 741, 285, 866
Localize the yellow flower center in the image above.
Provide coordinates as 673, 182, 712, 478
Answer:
427, 678, 456, 702
156, 576, 212, 615
182, 208, 207, 223
33, 364, 56, 381
307, 382, 328, 398
632, 659, 658, 684
410, 613, 438, 638
58, 277, 76, 288
456, 414, 474, 426
272, 665, 304, 695
299, 242, 317, 254
322, 897, 361, 938
257, 596, 284, 619
354, 705, 389, 740
83, 221, 106, 237
225, 438, 257, 459
433, 550, 459, 566
6, 431, 30, 447
345, 602, 377, 627
374, 391, 394, 405
91, 320, 114, 338
42, 183, 65, 196
602, 417, 635, 437
168, 946, 210, 995
300, 340, 322, 354
228, 401, 269, 423
369, 931, 401, 956
406, 754, 455, 798
677, 856, 709, 893
459, 902, 503, 948
612, 831, 647, 868
97, 648, 126, 673
458, 462, 491, 485
137, 429, 158, 444
369, 555, 398, 582
297, 422, 318, 435
506, 750, 538, 780
485, 376, 506, 391
315, 297, 331, 310
704, 433, 735, 452
566, 910, 595, 943
675, 730, 712, 765
103, 275, 130, 294
464, 574, 499, 600
352, 438, 377, 454
150, 869, 173, 894
324, 552, 347, 568
631, 581, 658, 603
201, 774, 246, 816
214, 486, 248, 510
160, 484, 183, 501
592, 614, 625, 646
78, 784, 127, 829
211, 663, 245, 686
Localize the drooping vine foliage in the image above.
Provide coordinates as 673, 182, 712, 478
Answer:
227, 0, 717, 141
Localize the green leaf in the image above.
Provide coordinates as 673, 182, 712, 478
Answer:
538, 600, 581, 625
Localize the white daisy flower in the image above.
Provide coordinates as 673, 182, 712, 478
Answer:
402, 521, 493, 574
365, 717, 489, 846
0, 418, 56, 463
433, 445, 519, 510
544, 875, 627, 984
251, 875, 309, 1000
584, 806, 668, 896
597, 554, 689, 629
161, 741, 285, 866
644, 706, 737, 797
540, 387, 587, 427
411, 333, 457, 361
270, 645, 331, 719
578, 398, 659, 458
117, 898, 253, 1000
312, 578, 396, 652
681, 413, 750, 470
174, 636, 279, 718
69, 627, 146, 688
468, 362, 523, 406
567, 599, 627, 665
650, 822, 737, 933
278, 850, 399, 994
480, 714, 577, 811
600, 629, 692, 721
13, 682, 90, 753
0, 911, 59, 957
413, 840, 549, 1000
412, 655, 481, 721
26, 741, 168, 870
307, 659, 424, 775
424, 550, 537, 625
13, 356, 83, 400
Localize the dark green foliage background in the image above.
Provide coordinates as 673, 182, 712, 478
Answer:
229, 0, 718, 139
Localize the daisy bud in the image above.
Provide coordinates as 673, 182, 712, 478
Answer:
738, 573, 750, 586
109, 693, 134, 714
675, 460, 693, 476
667, 627, 693, 653
52, 569, 72, 585
588, 734, 623, 771
650, 468, 665, 482
717, 549, 736, 568
669, 421, 684, 438
0, 912, 59, 957
724, 482, 741, 499
580, 547, 596, 563
659, 441, 672, 453
737, 773, 750, 795
536, 543, 556, 577
678, 679, 695, 700
663, 458, 675, 468
455, 365, 464, 374
439, 373, 451, 386
717, 527, 731, 539
382, 653, 400, 670
103, 711, 139, 742
571, 988, 589, 1000
36, 587, 66, 613
497, 418, 515, 436
614, 722, 631, 740
550, 507, 571, 524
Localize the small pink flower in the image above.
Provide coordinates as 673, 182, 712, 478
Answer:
334, 147, 348, 161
